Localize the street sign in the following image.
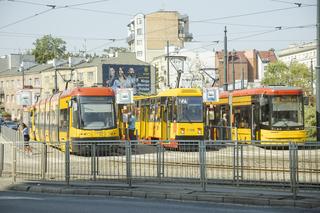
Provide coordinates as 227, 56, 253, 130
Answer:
203, 87, 219, 102
16, 90, 32, 106
116, 88, 134, 104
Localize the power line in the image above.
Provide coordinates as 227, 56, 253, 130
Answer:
0, 8, 54, 30
194, 5, 314, 22
0, 31, 121, 41
67, 7, 133, 17
269, 0, 316, 7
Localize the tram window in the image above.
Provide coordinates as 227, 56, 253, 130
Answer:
234, 106, 250, 128
59, 109, 68, 131
72, 103, 79, 128
260, 103, 270, 127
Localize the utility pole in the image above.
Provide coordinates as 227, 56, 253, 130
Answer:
223, 26, 228, 91
317, 0, 320, 142
232, 50, 235, 90
311, 59, 314, 96
167, 40, 170, 88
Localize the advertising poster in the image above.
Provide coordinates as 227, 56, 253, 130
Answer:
102, 64, 151, 95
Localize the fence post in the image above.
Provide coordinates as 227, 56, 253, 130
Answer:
41, 142, 47, 180
199, 140, 207, 191
0, 144, 4, 177
12, 142, 16, 183
91, 143, 97, 181
65, 141, 70, 186
156, 142, 162, 182
125, 140, 132, 187
289, 143, 299, 199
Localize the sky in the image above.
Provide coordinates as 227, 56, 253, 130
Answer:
0, 0, 316, 56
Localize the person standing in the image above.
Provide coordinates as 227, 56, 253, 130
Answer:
128, 112, 136, 140
22, 123, 32, 154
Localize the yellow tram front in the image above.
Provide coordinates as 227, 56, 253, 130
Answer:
135, 88, 204, 150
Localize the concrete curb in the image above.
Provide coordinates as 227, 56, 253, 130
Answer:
6, 183, 320, 209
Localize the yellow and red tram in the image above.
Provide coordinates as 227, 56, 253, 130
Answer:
29, 87, 120, 154
205, 86, 306, 144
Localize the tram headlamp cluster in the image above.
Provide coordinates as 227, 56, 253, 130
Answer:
198, 128, 202, 134
180, 128, 185, 134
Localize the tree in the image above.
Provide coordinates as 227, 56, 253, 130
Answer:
32, 35, 67, 64
262, 61, 311, 94
102, 47, 128, 57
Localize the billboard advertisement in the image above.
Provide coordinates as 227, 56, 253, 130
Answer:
102, 64, 151, 95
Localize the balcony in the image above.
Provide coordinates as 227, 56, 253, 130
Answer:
178, 32, 193, 42
126, 34, 135, 43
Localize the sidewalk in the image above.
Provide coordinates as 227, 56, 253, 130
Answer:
1, 176, 320, 209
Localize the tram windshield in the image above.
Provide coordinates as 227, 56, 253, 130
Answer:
77, 96, 116, 130
271, 95, 303, 129
177, 97, 203, 122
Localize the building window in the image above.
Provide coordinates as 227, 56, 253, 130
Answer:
78, 72, 83, 81
6, 95, 9, 102
137, 40, 142, 46
11, 80, 14, 87
1, 81, 3, 88
137, 51, 143, 57
87, 72, 94, 81
137, 18, 142, 25
137, 28, 142, 35
34, 78, 40, 87
11, 95, 14, 103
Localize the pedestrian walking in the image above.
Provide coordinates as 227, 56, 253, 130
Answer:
22, 123, 32, 154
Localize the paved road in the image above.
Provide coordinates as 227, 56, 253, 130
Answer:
0, 190, 318, 213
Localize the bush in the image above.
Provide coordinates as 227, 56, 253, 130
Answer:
304, 105, 316, 140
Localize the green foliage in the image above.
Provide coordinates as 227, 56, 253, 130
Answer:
304, 105, 316, 140
262, 61, 311, 94
2, 111, 11, 119
32, 35, 67, 64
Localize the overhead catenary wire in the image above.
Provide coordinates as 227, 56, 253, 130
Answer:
0, 8, 55, 30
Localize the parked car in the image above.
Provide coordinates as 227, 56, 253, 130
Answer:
3, 121, 19, 130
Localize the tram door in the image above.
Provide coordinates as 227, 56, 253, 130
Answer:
251, 102, 260, 141
161, 97, 169, 140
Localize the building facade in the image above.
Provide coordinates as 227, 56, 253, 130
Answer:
215, 50, 277, 90
0, 53, 154, 120
277, 41, 316, 70
127, 11, 192, 63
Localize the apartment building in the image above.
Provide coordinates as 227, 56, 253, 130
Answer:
277, 41, 316, 70
127, 11, 192, 63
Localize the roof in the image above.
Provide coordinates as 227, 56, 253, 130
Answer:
215, 51, 248, 63
60, 87, 115, 98
157, 88, 202, 97
219, 86, 303, 98
258, 51, 277, 63
0, 64, 53, 77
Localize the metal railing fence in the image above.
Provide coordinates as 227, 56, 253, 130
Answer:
0, 126, 319, 198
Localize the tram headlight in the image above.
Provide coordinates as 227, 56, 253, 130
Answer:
180, 128, 185, 135
198, 128, 202, 134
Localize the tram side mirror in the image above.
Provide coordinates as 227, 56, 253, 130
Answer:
68, 100, 72, 108
259, 95, 267, 106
